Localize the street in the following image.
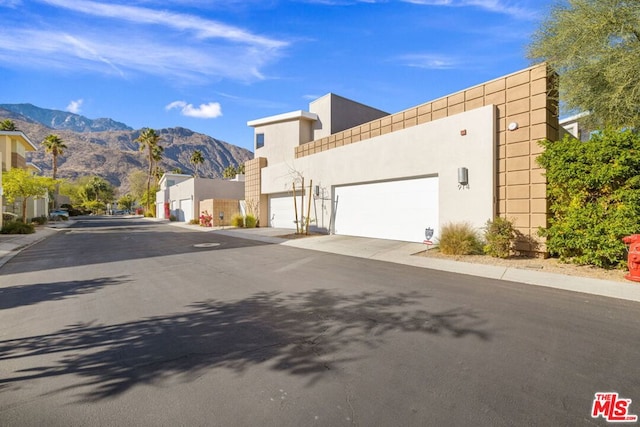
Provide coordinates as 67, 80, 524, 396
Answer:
1, 216, 639, 426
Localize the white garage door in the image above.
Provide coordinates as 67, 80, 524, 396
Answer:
178, 198, 193, 222
333, 177, 439, 243
269, 193, 303, 229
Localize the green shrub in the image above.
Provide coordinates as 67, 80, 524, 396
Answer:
144, 212, 155, 218
438, 222, 483, 255
245, 214, 257, 228
31, 215, 48, 225
1, 221, 35, 234
484, 217, 517, 258
231, 214, 245, 227
188, 219, 200, 225
537, 129, 640, 268
169, 214, 177, 222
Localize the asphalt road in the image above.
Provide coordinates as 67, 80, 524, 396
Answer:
1, 216, 639, 426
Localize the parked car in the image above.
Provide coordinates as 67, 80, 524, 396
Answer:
49, 209, 70, 220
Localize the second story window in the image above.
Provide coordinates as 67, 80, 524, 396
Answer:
256, 133, 265, 149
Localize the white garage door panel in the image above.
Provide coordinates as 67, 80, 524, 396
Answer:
179, 198, 192, 222
334, 177, 439, 243
269, 194, 302, 229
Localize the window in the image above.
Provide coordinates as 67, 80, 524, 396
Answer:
256, 133, 265, 149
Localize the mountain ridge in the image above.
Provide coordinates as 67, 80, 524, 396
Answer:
0, 104, 253, 194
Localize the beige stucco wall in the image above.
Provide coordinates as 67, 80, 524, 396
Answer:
253, 117, 315, 165
309, 93, 389, 140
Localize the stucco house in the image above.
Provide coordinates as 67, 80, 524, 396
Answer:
155, 173, 245, 223
245, 63, 560, 254
0, 130, 43, 227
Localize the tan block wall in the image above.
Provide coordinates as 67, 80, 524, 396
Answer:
244, 157, 268, 226
292, 63, 557, 253
199, 199, 241, 226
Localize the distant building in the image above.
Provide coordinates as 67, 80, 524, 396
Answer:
155, 173, 244, 223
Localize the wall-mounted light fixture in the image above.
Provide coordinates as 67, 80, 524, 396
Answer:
315, 185, 320, 197
460, 129, 467, 136
458, 167, 468, 186
508, 122, 519, 131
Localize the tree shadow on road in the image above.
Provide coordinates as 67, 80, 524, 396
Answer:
0, 276, 130, 310
0, 289, 491, 402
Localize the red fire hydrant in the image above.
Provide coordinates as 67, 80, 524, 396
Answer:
622, 234, 640, 282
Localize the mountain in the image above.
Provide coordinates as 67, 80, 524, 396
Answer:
0, 105, 253, 194
0, 103, 132, 132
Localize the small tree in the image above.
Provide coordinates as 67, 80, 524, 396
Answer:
118, 194, 135, 212
2, 168, 56, 222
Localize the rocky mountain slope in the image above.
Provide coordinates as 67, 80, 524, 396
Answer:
0, 105, 253, 194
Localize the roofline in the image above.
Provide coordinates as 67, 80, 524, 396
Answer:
26, 162, 42, 172
559, 111, 590, 124
247, 110, 318, 127
0, 130, 38, 151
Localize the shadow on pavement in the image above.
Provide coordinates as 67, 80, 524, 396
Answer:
0, 276, 130, 310
0, 289, 490, 401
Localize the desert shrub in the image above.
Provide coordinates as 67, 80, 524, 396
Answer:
169, 214, 177, 222
1, 221, 35, 234
188, 219, 200, 225
438, 222, 483, 255
231, 214, 245, 227
199, 211, 213, 227
144, 212, 155, 218
537, 129, 640, 268
245, 214, 257, 228
484, 217, 517, 258
31, 215, 48, 225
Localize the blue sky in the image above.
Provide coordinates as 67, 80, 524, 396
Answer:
0, 0, 554, 152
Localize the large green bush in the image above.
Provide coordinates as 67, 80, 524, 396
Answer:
537, 129, 640, 268
1, 220, 35, 234
438, 222, 483, 255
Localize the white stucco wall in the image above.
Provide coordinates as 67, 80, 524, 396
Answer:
156, 177, 245, 221
261, 105, 496, 235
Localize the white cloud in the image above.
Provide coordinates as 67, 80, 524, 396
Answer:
66, 99, 84, 113
165, 101, 223, 119
40, 0, 287, 49
397, 53, 460, 69
401, 0, 536, 20
0, 0, 289, 82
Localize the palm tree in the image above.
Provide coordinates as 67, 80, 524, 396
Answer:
190, 150, 204, 177
135, 128, 162, 214
41, 134, 67, 180
0, 119, 17, 131
42, 134, 67, 209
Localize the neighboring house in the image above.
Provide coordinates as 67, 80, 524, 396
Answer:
246, 63, 560, 254
559, 112, 591, 142
0, 130, 39, 227
25, 162, 49, 220
155, 173, 245, 222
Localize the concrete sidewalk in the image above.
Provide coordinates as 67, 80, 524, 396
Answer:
3, 219, 640, 303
